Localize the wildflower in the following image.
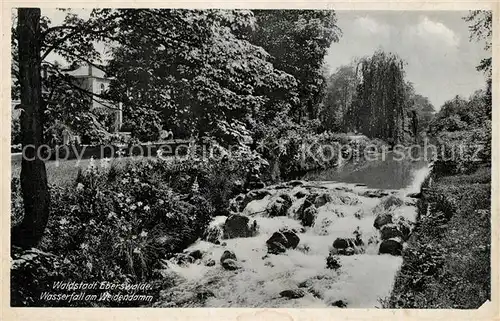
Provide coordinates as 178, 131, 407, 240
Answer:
100, 157, 111, 169
137, 201, 143, 207
133, 247, 141, 254
117, 193, 124, 198
107, 212, 116, 219
140, 231, 148, 238
126, 198, 132, 203
191, 177, 199, 193
130, 205, 137, 211
133, 178, 139, 183
122, 178, 129, 184
80, 243, 89, 250
76, 183, 84, 191
158, 199, 165, 205
144, 205, 150, 211
59, 218, 69, 225
87, 156, 97, 174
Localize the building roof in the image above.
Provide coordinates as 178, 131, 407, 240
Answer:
65, 64, 109, 79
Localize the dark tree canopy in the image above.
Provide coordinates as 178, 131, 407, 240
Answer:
106, 9, 298, 142
346, 51, 412, 144
250, 10, 341, 122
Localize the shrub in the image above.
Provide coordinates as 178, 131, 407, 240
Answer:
385, 166, 491, 309
12, 156, 223, 306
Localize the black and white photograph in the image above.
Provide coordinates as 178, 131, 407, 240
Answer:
7, 6, 494, 311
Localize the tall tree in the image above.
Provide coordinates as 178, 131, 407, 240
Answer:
410, 94, 435, 134
106, 9, 297, 143
347, 51, 412, 144
320, 63, 359, 132
250, 10, 341, 122
12, 8, 50, 249
11, 9, 125, 145
464, 10, 492, 117
11, 9, 122, 247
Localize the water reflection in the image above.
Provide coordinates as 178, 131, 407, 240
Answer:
302, 151, 429, 190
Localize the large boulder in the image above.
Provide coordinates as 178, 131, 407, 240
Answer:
240, 189, 271, 211
380, 224, 403, 240
332, 237, 361, 256
188, 249, 204, 260
281, 228, 300, 249
267, 195, 293, 217
267, 241, 287, 255
221, 258, 240, 270
220, 250, 237, 264
294, 190, 308, 199
332, 238, 353, 249
266, 232, 289, 254
314, 193, 333, 208
379, 195, 404, 210
247, 189, 271, 201
223, 214, 258, 239
374, 212, 393, 230
331, 299, 348, 308
266, 229, 300, 254
171, 253, 194, 266
379, 238, 403, 256
288, 180, 305, 187
279, 289, 305, 299
301, 206, 318, 227
361, 190, 389, 198
339, 194, 360, 206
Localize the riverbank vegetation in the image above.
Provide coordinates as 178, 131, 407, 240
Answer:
383, 10, 492, 308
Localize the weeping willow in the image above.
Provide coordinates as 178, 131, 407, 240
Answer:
346, 50, 412, 144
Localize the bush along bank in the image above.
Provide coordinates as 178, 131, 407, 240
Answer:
383, 164, 491, 308
10, 143, 266, 307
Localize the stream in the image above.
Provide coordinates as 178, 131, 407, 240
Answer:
155, 153, 430, 308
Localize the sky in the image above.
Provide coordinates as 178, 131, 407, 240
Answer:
40, 9, 490, 111
325, 11, 490, 110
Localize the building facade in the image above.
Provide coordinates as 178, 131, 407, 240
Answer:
66, 64, 123, 132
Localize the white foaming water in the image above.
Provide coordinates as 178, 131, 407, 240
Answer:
400, 164, 431, 195
161, 165, 430, 308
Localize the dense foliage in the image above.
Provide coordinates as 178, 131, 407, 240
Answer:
106, 9, 299, 142
251, 10, 341, 122
384, 166, 490, 308
11, 9, 123, 145
320, 52, 433, 144
11, 143, 264, 306
428, 89, 491, 174
384, 10, 492, 308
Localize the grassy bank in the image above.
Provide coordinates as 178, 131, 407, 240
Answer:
383, 165, 491, 308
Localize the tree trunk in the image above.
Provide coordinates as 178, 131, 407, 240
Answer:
11, 8, 50, 249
